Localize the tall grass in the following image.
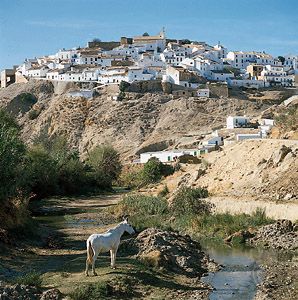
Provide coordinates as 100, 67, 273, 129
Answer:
112, 189, 274, 241
14, 271, 42, 288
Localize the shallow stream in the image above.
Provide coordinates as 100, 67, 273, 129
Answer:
201, 240, 292, 300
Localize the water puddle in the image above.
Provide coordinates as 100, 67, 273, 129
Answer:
201, 241, 288, 300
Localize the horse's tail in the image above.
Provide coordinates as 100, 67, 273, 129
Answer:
86, 240, 94, 264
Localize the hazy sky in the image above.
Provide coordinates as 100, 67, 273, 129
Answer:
0, 0, 297, 69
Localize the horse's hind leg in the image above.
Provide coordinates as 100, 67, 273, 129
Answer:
85, 259, 89, 276
92, 251, 99, 276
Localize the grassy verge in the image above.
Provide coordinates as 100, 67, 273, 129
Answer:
111, 188, 274, 242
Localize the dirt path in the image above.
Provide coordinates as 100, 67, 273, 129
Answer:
0, 194, 123, 294
0, 193, 211, 299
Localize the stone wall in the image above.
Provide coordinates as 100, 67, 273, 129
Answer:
207, 82, 229, 98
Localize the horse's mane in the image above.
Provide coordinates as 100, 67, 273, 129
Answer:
105, 222, 123, 233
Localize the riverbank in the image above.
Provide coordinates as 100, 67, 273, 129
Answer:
0, 193, 297, 299
0, 193, 213, 299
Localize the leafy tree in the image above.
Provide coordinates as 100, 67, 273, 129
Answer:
278, 56, 285, 64
141, 157, 174, 184
119, 81, 130, 92
0, 110, 26, 202
24, 145, 59, 199
92, 38, 101, 43
87, 145, 122, 188
142, 32, 149, 36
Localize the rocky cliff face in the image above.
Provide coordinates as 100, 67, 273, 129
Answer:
0, 80, 272, 160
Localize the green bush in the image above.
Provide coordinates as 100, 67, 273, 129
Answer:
158, 185, 169, 197
24, 145, 59, 198
120, 194, 168, 216
140, 158, 174, 184
87, 145, 122, 188
14, 271, 42, 288
171, 186, 210, 216
71, 282, 110, 300
119, 81, 130, 92
195, 208, 273, 238
28, 109, 40, 120
0, 110, 26, 202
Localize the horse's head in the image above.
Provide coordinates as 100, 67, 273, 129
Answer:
122, 217, 135, 235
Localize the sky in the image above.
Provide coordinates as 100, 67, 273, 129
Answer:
0, 0, 298, 70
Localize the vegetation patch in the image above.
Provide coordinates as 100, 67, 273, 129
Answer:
112, 189, 274, 242
13, 271, 42, 288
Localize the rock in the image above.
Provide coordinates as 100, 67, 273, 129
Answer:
271, 145, 292, 166
224, 230, 255, 244
284, 193, 293, 201
120, 228, 219, 276
40, 288, 62, 300
249, 220, 298, 250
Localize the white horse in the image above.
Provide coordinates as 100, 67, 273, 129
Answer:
85, 217, 135, 276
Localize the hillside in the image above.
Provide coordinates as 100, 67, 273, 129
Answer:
149, 139, 297, 212
0, 80, 288, 160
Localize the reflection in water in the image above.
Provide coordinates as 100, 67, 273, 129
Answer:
201, 241, 291, 300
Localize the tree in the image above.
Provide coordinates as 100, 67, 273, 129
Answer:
141, 158, 163, 184
278, 56, 285, 64
87, 145, 122, 188
92, 38, 101, 43
142, 32, 149, 36
0, 110, 26, 202
119, 81, 130, 92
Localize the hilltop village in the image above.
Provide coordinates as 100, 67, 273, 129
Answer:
1, 29, 298, 91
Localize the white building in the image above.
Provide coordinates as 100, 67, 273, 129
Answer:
236, 132, 262, 141
260, 65, 294, 87
284, 55, 298, 71
163, 66, 205, 88
140, 149, 199, 163
210, 70, 234, 82
227, 78, 268, 88
27, 65, 49, 78
227, 51, 274, 69
202, 136, 224, 146
133, 30, 167, 52
227, 116, 250, 129
56, 49, 78, 63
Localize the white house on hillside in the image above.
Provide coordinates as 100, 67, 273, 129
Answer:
140, 149, 199, 163
227, 116, 250, 129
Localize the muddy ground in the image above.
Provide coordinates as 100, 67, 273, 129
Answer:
0, 194, 212, 299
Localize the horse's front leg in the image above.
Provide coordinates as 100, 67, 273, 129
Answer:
111, 248, 117, 269
110, 249, 114, 269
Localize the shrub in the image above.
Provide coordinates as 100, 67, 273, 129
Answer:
71, 282, 109, 300
28, 109, 40, 120
0, 110, 26, 202
71, 278, 135, 300
140, 158, 174, 184
158, 185, 169, 197
14, 271, 42, 288
87, 145, 122, 188
119, 81, 130, 92
24, 145, 59, 198
120, 194, 168, 216
171, 186, 210, 216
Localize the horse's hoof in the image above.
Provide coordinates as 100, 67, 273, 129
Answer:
93, 273, 98, 276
